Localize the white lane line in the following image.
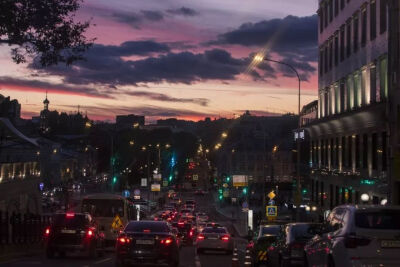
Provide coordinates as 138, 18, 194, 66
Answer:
194, 254, 201, 267
94, 257, 112, 265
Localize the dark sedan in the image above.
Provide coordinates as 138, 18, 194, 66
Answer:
115, 221, 180, 267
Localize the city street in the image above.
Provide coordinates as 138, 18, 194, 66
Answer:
0, 193, 248, 267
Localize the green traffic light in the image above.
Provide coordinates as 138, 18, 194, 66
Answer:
226, 176, 231, 182
302, 188, 308, 194
242, 187, 248, 194
112, 176, 117, 184
169, 175, 173, 181
218, 195, 223, 200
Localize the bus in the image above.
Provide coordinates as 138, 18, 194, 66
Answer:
80, 193, 144, 246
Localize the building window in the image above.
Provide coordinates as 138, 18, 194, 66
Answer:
347, 75, 354, 109
335, 83, 340, 113
320, 9, 324, 33
355, 135, 360, 168
341, 0, 345, 9
380, 56, 388, 99
353, 14, 359, 53
334, 34, 339, 66
331, 139, 334, 168
370, 64, 377, 102
329, 0, 333, 22
340, 80, 346, 111
340, 26, 345, 61
362, 68, 369, 105
348, 136, 353, 168
370, 0, 377, 40
319, 49, 324, 76
361, 8, 367, 46
380, 0, 387, 34
363, 134, 368, 168
334, 0, 339, 17
325, 46, 329, 73
336, 137, 339, 167
329, 40, 333, 71
325, 3, 329, 28
354, 72, 362, 108
346, 22, 352, 57
342, 136, 346, 168
325, 91, 329, 116
382, 132, 387, 171
372, 133, 377, 170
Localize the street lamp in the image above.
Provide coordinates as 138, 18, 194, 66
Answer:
129, 140, 135, 146
221, 132, 228, 138
253, 53, 302, 207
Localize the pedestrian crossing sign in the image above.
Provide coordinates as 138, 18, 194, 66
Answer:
266, 206, 277, 217
111, 215, 123, 230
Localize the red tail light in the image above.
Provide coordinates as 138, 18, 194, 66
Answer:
221, 235, 230, 241
154, 217, 159, 221
87, 229, 93, 237
143, 229, 151, 233
160, 237, 173, 245
118, 236, 131, 244
344, 236, 371, 248
45, 227, 50, 236
189, 229, 194, 237
197, 234, 205, 240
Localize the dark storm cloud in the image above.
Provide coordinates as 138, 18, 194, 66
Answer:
141, 10, 164, 21
0, 76, 112, 98
89, 41, 170, 57
124, 91, 209, 106
30, 48, 246, 86
166, 7, 199, 16
213, 15, 318, 61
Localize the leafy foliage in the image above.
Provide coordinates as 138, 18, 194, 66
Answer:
0, 0, 94, 66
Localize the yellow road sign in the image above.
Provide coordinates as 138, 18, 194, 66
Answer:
111, 215, 123, 230
267, 191, 276, 200
266, 206, 277, 217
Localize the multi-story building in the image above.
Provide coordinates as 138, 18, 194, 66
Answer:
304, 0, 390, 210
116, 114, 145, 130
0, 94, 21, 121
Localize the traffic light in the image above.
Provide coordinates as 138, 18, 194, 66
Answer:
169, 175, 173, 182
242, 187, 248, 195
218, 194, 223, 200
112, 176, 117, 184
302, 188, 308, 195
226, 176, 231, 182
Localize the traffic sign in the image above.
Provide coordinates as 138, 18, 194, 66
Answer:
111, 215, 123, 230
123, 190, 130, 197
163, 180, 168, 187
223, 189, 229, 197
268, 199, 275, 205
193, 174, 198, 181
266, 206, 277, 217
267, 191, 276, 200
151, 183, 161, 192
242, 201, 249, 209
141, 178, 147, 187
134, 189, 140, 196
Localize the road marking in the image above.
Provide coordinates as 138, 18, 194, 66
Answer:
195, 254, 201, 267
94, 257, 111, 265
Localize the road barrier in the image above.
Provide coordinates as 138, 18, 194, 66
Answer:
0, 211, 52, 245
244, 249, 252, 266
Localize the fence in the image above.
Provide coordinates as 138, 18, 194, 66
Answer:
0, 211, 52, 245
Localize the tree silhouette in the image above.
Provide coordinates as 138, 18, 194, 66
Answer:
0, 0, 94, 66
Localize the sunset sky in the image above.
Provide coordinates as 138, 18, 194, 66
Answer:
0, 0, 318, 123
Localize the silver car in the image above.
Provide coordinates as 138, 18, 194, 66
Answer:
305, 205, 400, 267
196, 227, 234, 254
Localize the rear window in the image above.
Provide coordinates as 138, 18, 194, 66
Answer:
355, 210, 400, 230
203, 227, 227, 234
291, 224, 322, 240
82, 199, 124, 217
54, 214, 87, 228
125, 221, 169, 233
261, 226, 280, 236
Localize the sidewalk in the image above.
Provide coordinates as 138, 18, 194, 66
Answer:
0, 243, 44, 263
212, 192, 248, 238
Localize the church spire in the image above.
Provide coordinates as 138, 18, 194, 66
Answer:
43, 91, 49, 110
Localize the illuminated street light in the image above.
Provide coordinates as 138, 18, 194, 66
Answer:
231, 149, 235, 153
85, 122, 92, 128
133, 122, 140, 128
141, 146, 147, 151
129, 140, 134, 146
205, 149, 209, 153
361, 193, 370, 202
253, 54, 264, 63
221, 132, 228, 138
165, 144, 171, 149
156, 143, 160, 148
273, 145, 278, 153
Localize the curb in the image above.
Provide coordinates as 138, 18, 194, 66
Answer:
0, 245, 44, 263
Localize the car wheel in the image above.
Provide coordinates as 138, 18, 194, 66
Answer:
46, 248, 55, 259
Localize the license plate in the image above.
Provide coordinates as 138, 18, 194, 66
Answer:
208, 237, 217, 240
381, 240, 400, 248
136, 239, 154, 245
60, 229, 76, 234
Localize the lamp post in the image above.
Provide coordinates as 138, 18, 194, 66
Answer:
253, 55, 302, 208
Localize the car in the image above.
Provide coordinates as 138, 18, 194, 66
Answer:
268, 223, 323, 267
196, 212, 208, 222
44, 212, 104, 259
205, 222, 221, 228
172, 221, 196, 245
196, 227, 234, 254
171, 227, 183, 248
196, 221, 207, 234
115, 221, 180, 267
305, 205, 400, 267
194, 190, 205, 195
185, 199, 196, 207
247, 224, 281, 266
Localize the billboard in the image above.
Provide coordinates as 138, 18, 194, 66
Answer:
233, 175, 248, 187
153, 174, 162, 181
151, 183, 161, 192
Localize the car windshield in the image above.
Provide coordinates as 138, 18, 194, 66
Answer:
53, 214, 87, 228
203, 227, 227, 234
355, 210, 400, 230
125, 221, 169, 233
82, 199, 124, 217
291, 224, 322, 240
261, 226, 280, 236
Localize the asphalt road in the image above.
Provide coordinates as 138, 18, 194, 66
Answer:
0, 192, 248, 267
